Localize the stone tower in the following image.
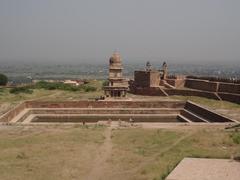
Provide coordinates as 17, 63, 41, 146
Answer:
104, 52, 128, 98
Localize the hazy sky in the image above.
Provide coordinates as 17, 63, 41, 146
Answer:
0, 0, 240, 63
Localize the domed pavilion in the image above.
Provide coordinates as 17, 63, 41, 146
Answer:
104, 52, 128, 98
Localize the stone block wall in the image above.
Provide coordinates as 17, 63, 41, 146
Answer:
218, 93, 240, 104
165, 89, 219, 100
0, 100, 186, 122
218, 83, 240, 94
134, 71, 160, 88
185, 101, 234, 122
0, 102, 27, 122
134, 71, 150, 87
184, 79, 240, 95
131, 87, 167, 96
185, 79, 219, 92
166, 79, 186, 88
25, 100, 185, 109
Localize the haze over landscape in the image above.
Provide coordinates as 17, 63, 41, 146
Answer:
0, 0, 240, 64
1, 2, 240, 180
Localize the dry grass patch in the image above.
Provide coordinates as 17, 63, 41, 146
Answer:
0, 125, 105, 180
171, 95, 240, 110
109, 128, 240, 180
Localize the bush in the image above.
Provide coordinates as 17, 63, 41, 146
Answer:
33, 81, 97, 92
0, 73, 8, 86
102, 80, 109, 90
82, 85, 97, 92
10, 87, 33, 94
35, 81, 81, 91
102, 80, 109, 87
230, 132, 240, 144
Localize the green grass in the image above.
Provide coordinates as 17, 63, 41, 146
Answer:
10, 86, 33, 94
171, 95, 240, 110
110, 128, 240, 180
230, 132, 240, 144
0, 126, 239, 180
0, 80, 105, 115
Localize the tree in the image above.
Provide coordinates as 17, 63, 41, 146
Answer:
0, 73, 8, 86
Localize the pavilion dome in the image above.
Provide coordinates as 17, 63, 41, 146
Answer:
109, 52, 121, 64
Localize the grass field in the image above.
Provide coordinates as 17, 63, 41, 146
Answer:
0, 125, 239, 180
0, 80, 104, 115
0, 81, 239, 179
0, 125, 105, 180
171, 95, 240, 110
170, 95, 240, 121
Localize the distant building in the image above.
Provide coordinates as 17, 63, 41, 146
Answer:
63, 80, 84, 86
104, 52, 128, 98
134, 70, 160, 88
129, 61, 170, 96
33, 79, 86, 86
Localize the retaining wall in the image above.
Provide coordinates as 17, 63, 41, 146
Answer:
0, 100, 186, 123
0, 102, 27, 122
25, 100, 185, 108
30, 108, 181, 115
185, 101, 234, 122
32, 115, 180, 123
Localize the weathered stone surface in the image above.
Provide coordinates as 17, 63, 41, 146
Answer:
166, 158, 240, 180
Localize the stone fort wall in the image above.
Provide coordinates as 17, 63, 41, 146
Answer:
184, 79, 240, 94
165, 89, 220, 100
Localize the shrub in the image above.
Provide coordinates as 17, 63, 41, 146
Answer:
102, 80, 109, 87
230, 132, 240, 144
102, 80, 109, 90
10, 86, 33, 94
0, 73, 8, 86
35, 81, 81, 91
82, 85, 97, 92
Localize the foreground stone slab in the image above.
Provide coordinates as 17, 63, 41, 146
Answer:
166, 158, 240, 180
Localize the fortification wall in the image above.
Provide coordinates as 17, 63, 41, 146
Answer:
134, 71, 160, 88
165, 89, 219, 100
134, 71, 150, 87
218, 93, 240, 104
184, 78, 240, 94
166, 79, 185, 88
218, 83, 240, 94
185, 79, 219, 92
186, 75, 240, 84
130, 87, 167, 96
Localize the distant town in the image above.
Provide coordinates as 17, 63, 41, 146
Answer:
1, 61, 240, 85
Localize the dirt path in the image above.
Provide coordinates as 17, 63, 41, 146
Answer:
86, 126, 113, 180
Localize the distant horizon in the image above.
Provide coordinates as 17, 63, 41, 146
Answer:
1, 0, 240, 64
0, 57, 239, 66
